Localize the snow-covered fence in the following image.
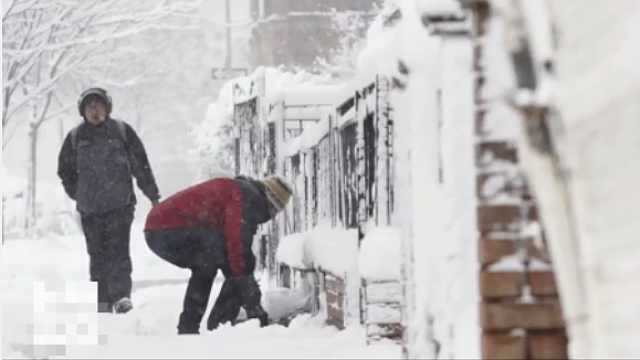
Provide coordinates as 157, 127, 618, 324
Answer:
359, 226, 403, 343
249, 74, 394, 331
273, 78, 395, 330
275, 223, 360, 329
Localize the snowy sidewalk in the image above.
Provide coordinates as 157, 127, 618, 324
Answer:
2, 222, 401, 359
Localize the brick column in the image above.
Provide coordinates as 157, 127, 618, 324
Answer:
469, 1, 568, 359
324, 272, 346, 330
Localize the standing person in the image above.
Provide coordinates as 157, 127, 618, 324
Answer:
144, 175, 292, 334
57, 87, 161, 313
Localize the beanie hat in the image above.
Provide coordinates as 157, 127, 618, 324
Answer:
78, 87, 112, 116
261, 176, 293, 213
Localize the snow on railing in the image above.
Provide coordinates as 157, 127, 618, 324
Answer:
276, 231, 312, 270
358, 226, 402, 281
276, 223, 359, 277
308, 224, 359, 277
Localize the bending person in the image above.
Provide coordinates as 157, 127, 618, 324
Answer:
144, 175, 292, 334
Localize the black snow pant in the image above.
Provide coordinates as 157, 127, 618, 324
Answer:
145, 227, 231, 334
205, 249, 257, 331
80, 205, 134, 312
206, 276, 242, 330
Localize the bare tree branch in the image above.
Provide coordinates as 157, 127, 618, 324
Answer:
3, 0, 201, 132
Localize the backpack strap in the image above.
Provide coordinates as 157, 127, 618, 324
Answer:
114, 119, 128, 145
70, 125, 80, 152
70, 119, 128, 152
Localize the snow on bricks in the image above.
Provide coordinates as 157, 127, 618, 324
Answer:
470, 0, 568, 358
275, 224, 358, 329
359, 227, 403, 343
275, 225, 403, 342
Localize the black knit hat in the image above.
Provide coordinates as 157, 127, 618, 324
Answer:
78, 87, 112, 116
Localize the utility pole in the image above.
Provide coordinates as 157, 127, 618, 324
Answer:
224, 0, 232, 70
211, 0, 248, 80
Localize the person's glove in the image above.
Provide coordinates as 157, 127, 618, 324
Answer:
232, 275, 269, 327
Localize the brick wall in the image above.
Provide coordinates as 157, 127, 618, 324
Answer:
324, 272, 346, 329
470, 2, 567, 358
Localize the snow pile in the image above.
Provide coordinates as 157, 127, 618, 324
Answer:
2, 164, 26, 197
359, 227, 402, 281
262, 287, 312, 321
276, 223, 359, 277
276, 231, 312, 269
2, 166, 27, 237
1, 165, 80, 238
260, 67, 348, 106
307, 223, 359, 277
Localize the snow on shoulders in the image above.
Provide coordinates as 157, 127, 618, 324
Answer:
359, 226, 402, 281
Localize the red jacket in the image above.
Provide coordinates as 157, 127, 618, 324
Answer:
145, 177, 272, 276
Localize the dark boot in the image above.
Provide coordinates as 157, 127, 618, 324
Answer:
97, 280, 112, 313
207, 278, 241, 330
113, 297, 133, 314
246, 304, 269, 327
177, 270, 214, 335
103, 206, 133, 306
178, 311, 201, 334
232, 275, 269, 327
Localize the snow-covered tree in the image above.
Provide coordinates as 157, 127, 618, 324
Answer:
2, 0, 202, 230
191, 82, 236, 180
314, 9, 376, 78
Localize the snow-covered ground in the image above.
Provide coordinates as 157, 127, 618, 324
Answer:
1, 221, 401, 359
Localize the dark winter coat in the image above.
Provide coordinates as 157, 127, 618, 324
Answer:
57, 118, 160, 215
144, 176, 273, 277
